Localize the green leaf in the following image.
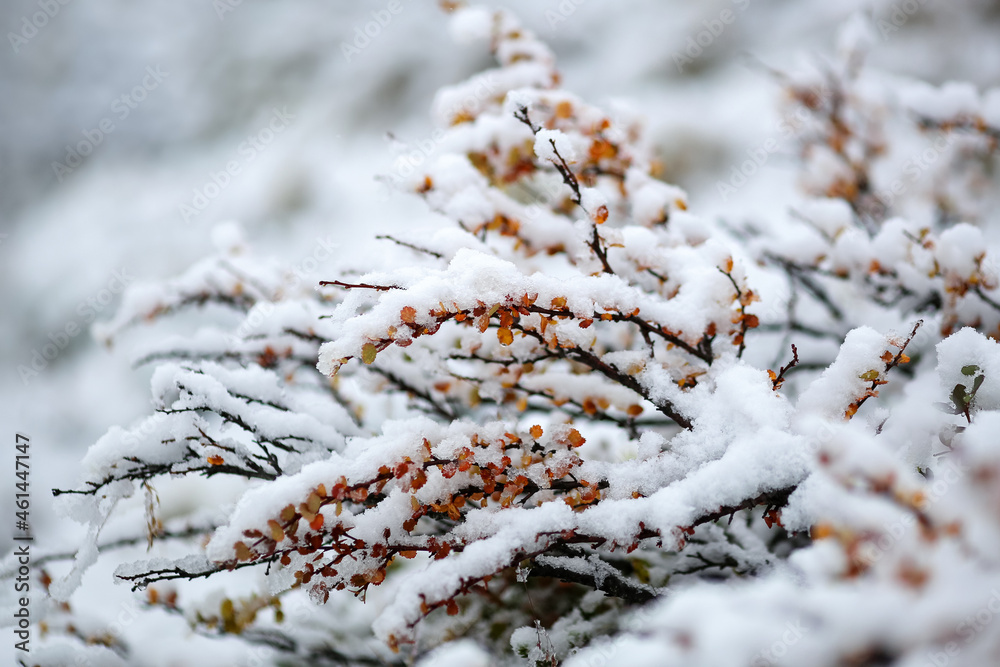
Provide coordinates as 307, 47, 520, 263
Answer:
860, 369, 880, 381
361, 343, 377, 365
961, 364, 980, 376
951, 384, 969, 410
973, 374, 986, 393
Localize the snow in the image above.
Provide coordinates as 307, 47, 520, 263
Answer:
936, 328, 1000, 411
418, 639, 493, 667
534, 128, 577, 164
935, 223, 987, 279
798, 198, 853, 240
7, 1, 1000, 665
796, 327, 895, 420
902, 80, 982, 122
210, 221, 248, 255
448, 6, 494, 45
26, 641, 128, 667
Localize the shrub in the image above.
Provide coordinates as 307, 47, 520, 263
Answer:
28, 6, 1000, 666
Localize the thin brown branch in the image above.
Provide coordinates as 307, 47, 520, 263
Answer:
770, 344, 799, 391
319, 280, 400, 291
376, 235, 444, 259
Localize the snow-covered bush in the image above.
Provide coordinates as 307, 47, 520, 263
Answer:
16, 5, 1000, 666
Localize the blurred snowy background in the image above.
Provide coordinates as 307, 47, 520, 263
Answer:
2, 0, 999, 663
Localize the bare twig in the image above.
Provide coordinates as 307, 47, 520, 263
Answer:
376, 235, 444, 259
770, 344, 799, 391
319, 280, 400, 291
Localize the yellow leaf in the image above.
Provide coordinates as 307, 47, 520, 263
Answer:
811, 523, 834, 539
220, 598, 235, 625
362, 343, 377, 365
497, 327, 514, 345
307, 492, 322, 514
268, 520, 285, 542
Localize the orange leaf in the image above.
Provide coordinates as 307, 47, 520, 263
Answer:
529, 424, 543, 439
207, 455, 224, 466
594, 205, 609, 225
234, 542, 252, 562
497, 327, 514, 345
400, 306, 417, 324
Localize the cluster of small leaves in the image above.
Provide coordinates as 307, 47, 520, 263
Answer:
40, 9, 800, 662
219, 425, 591, 603
752, 36, 1000, 351
844, 321, 919, 420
